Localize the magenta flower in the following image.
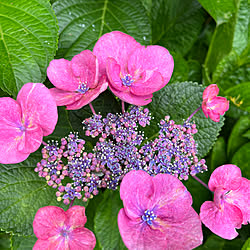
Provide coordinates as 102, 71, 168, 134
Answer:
200, 164, 250, 239
202, 84, 229, 122
33, 205, 96, 250
93, 31, 174, 106
47, 50, 108, 110
0, 83, 58, 164
118, 170, 203, 250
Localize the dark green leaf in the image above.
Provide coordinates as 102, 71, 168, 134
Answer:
0, 0, 58, 96
144, 82, 224, 158
232, 142, 250, 179
227, 116, 250, 159
94, 189, 126, 250
151, 0, 205, 55
0, 153, 83, 236
188, 60, 202, 83
11, 235, 36, 250
210, 137, 227, 171
53, 0, 151, 59
0, 232, 11, 250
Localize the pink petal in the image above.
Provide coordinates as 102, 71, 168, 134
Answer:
65, 206, 87, 230
50, 88, 82, 106
200, 201, 242, 240
162, 207, 203, 250
109, 84, 152, 106
17, 83, 58, 136
93, 31, 140, 76
150, 174, 193, 218
33, 206, 66, 240
120, 170, 154, 220
71, 50, 99, 89
47, 58, 79, 91
0, 98, 29, 164
203, 84, 219, 101
208, 165, 242, 192
66, 78, 108, 110
69, 228, 96, 250
17, 125, 43, 154
130, 71, 164, 96
128, 45, 174, 88
207, 96, 229, 115
33, 238, 69, 250
226, 178, 250, 224
208, 111, 221, 122
118, 208, 167, 250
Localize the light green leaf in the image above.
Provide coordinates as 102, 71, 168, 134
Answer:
11, 235, 36, 250
53, 0, 151, 59
232, 142, 250, 179
0, 153, 81, 236
227, 116, 250, 159
151, 0, 205, 55
242, 238, 250, 250
94, 189, 126, 250
243, 130, 250, 139
0, 0, 58, 96
143, 82, 224, 158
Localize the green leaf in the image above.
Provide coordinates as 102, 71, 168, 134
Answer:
225, 82, 250, 112
53, 0, 151, 59
143, 82, 224, 158
11, 235, 36, 250
0, 232, 11, 250
242, 238, 250, 250
0, 153, 80, 236
203, 0, 249, 83
210, 137, 227, 171
0, 0, 58, 96
232, 142, 250, 179
188, 60, 202, 83
227, 116, 250, 159
243, 130, 250, 139
94, 189, 126, 250
151, 0, 205, 55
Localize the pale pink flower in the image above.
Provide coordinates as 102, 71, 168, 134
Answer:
33, 205, 96, 250
93, 31, 174, 106
118, 170, 203, 250
47, 50, 108, 110
202, 84, 229, 122
0, 83, 58, 164
200, 164, 250, 239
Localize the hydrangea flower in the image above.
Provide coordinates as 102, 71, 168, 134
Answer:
0, 83, 58, 164
47, 50, 108, 110
33, 205, 96, 249
200, 164, 250, 240
118, 170, 203, 249
93, 31, 174, 106
202, 84, 229, 122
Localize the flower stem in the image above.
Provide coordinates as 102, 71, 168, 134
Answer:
122, 101, 125, 113
186, 106, 202, 122
89, 103, 96, 115
69, 198, 75, 208
192, 175, 209, 190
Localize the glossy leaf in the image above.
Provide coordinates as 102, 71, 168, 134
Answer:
0, 0, 58, 96
143, 82, 224, 158
53, 0, 151, 59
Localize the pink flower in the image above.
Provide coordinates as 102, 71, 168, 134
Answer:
0, 83, 58, 164
47, 50, 108, 110
202, 84, 229, 122
93, 31, 174, 106
33, 205, 96, 250
118, 170, 203, 250
200, 164, 250, 239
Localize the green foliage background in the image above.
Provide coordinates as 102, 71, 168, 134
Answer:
0, 0, 249, 249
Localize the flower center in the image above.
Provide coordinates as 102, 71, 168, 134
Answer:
60, 229, 69, 238
142, 209, 157, 226
77, 81, 89, 94
121, 74, 134, 87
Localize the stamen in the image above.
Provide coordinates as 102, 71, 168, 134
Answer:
142, 209, 157, 226
121, 74, 134, 87
77, 81, 89, 94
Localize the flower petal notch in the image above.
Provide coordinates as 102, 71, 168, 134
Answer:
200, 164, 250, 240
118, 170, 203, 250
33, 205, 96, 250
47, 50, 108, 110
93, 31, 174, 106
202, 84, 229, 122
0, 83, 58, 164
